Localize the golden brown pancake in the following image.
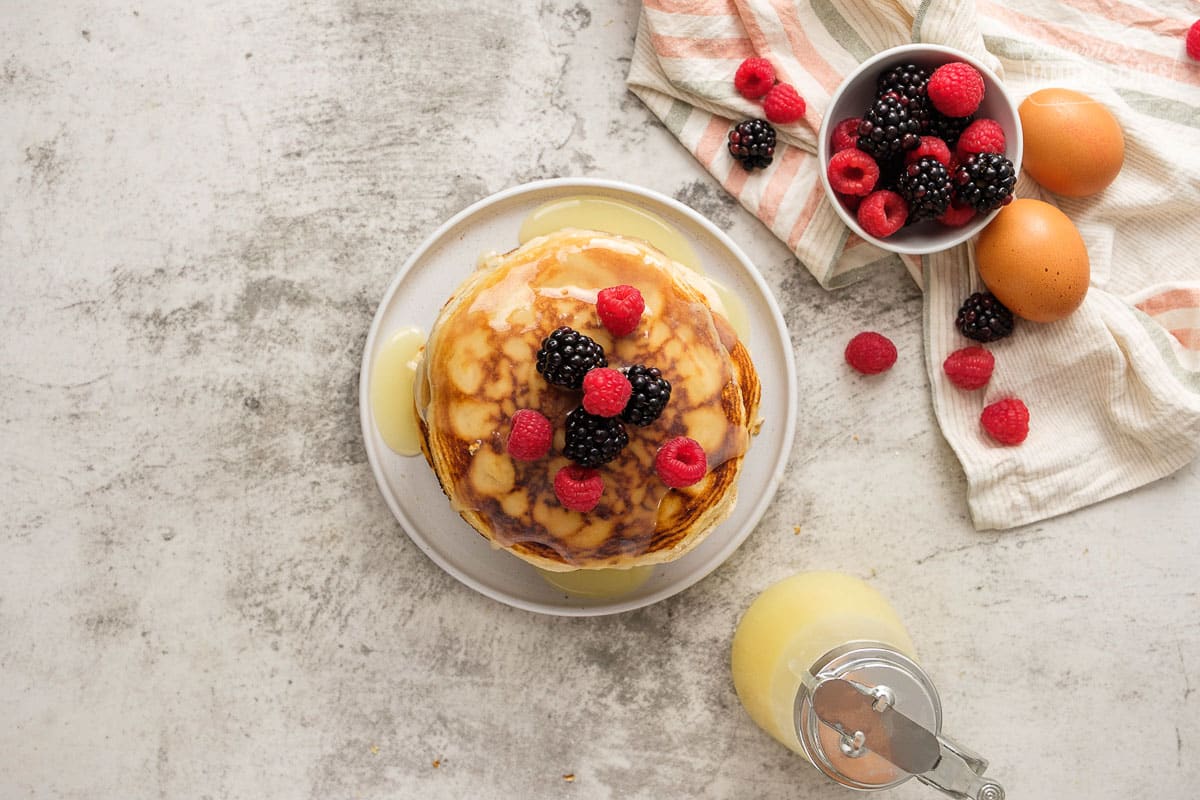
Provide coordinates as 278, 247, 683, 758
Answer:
413, 228, 761, 571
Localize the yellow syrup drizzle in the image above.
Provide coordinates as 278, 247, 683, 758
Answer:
517, 195, 750, 344
370, 326, 426, 456
536, 564, 654, 598
518, 195, 701, 271
707, 278, 751, 345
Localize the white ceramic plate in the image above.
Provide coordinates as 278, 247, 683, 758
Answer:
359, 178, 796, 616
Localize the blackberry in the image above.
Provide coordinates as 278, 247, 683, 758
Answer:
955, 292, 1015, 343
926, 109, 974, 148
727, 119, 776, 171
857, 92, 921, 160
954, 152, 1016, 213
620, 365, 672, 426
875, 158, 906, 198
563, 407, 628, 468
897, 156, 953, 222
536, 327, 607, 390
876, 63, 930, 102
876, 64, 930, 132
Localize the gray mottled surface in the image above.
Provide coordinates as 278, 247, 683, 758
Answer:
2, 2, 1198, 798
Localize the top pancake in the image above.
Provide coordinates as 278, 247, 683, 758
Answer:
414, 228, 761, 571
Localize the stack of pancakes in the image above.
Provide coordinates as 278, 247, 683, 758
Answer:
414, 228, 761, 572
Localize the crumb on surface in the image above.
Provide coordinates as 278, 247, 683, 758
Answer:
793, 525, 801, 534
432, 758, 441, 768
563, 773, 575, 782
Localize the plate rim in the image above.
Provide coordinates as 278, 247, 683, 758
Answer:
358, 176, 798, 616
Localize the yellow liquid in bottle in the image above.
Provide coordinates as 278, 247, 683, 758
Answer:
518, 195, 701, 271
369, 326, 426, 456
730, 572, 916, 756
536, 564, 654, 598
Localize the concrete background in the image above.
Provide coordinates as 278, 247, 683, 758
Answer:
2, 1, 1198, 798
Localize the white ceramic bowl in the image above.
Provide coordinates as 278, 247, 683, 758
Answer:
817, 44, 1023, 255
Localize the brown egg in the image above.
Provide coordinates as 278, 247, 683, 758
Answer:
976, 199, 1090, 323
1019, 88, 1124, 196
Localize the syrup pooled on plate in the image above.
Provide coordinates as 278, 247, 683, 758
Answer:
370, 326, 426, 456
537, 564, 654, 598
519, 195, 700, 269
707, 277, 751, 346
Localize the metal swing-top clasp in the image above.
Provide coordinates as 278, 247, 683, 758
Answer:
796, 644, 1005, 800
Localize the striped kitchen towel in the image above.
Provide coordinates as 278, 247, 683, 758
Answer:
628, 0, 1200, 529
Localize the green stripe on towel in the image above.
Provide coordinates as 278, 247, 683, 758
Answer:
912, 0, 933, 43
663, 100, 694, 138
1116, 89, 1200, 131
810, 0, 873, 63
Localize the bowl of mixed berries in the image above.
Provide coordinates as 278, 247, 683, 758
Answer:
818, 44, 1023, 254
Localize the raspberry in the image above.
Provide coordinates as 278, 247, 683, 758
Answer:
1188, 20, 1200, 60
826, 148, 880, 197
763, 83, 806, 124
596, 284, 645, 337
927, 62, 984, 118
734, 57, 776, 100
980, 398, 1029, 445
581, 368, 632, 417
554, 465, 605, 512
844, 331, 897, 375
942, 346, 995, 390
955, 118, 1006, 161
856, 190, 908, 239
506, 409, 553, 460
654, 436, 707, 488
904, 136, 952, 168
936, 199, 977, 227
831, 117, 862, 153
